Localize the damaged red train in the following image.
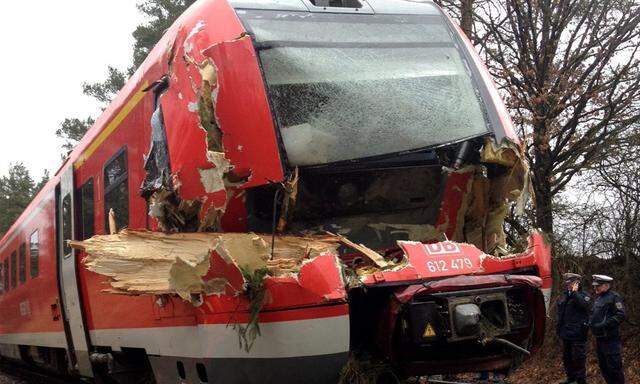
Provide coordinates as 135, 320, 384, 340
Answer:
0, 0, 552, 382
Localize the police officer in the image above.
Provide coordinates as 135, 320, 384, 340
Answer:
590, 274, 626, 384
557, 273, 591, 384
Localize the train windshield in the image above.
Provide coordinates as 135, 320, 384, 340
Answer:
240, 11, 490, 166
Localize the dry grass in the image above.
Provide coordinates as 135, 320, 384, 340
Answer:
509, 332, 640, 384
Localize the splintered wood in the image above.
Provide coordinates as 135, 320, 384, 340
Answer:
69, 230, 340, 301
333, 234, 389, 268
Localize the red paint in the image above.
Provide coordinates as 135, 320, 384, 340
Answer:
197, 303, 349, 325
436, 170, 473, 240
399, 241, 484, 278
361, 232, 552, 286
0, 193, 63, 336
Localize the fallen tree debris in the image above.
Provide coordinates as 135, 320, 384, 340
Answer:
69, 229, 340, 301
334, 233, 389, 268
230, 266, 269, 353
277, 167, 299, 233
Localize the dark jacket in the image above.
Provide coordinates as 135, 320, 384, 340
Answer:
589, 290, 626, 340
557, 289, 591, 341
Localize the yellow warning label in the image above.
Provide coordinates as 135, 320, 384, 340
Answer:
423, 323, 436, 338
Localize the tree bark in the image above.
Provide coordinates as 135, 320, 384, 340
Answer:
459, 0, 474, 38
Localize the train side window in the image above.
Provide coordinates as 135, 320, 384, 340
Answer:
104, 149, 129, 231
3, 259, 8, 291
19, 243, 26, 284
10, 251, 17, 288
80, 178, 95, 239
62, 194, 73, 257
30, 231, 39, 278
0, 262, 3, 293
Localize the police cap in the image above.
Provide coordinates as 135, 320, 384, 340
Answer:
592, 274, 614, 286
563, 273, 581, 283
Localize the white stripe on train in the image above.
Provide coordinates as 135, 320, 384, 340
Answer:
0, 331, 67, 348
0, 314, 350, 359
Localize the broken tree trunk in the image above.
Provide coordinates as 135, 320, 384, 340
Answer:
69, 230, 340, 302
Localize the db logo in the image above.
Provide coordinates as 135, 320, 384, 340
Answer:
425, 242, 461, 255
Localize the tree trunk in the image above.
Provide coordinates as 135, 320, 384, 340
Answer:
532, 120, 555, 237
459, 0, 474, 38
533, 178, 554, 236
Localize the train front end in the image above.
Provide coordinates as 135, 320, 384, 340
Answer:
70, 0, 553, 382
233, 0, 552, 376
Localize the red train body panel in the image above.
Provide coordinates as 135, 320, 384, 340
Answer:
0, 0, 552, 383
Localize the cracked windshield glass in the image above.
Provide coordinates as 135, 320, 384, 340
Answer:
243, 11, 490, 165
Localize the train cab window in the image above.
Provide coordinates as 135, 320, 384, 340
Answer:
19, 243, 26, 284
3, 259, 8, 291
80, 178, 95, 239
62, 194, 73, 257
104, 149, 129, 231
30, 231, 39, 278
10, 251, 17, 288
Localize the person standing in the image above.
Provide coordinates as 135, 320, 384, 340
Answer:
590, 274, 626, 384
556, 273, 591, 384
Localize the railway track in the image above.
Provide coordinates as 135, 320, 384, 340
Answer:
0, 358, 509, 384
0, 360, 82, 384
423, 375, 510, 384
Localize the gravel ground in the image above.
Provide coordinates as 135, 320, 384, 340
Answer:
0, 371, 28, 384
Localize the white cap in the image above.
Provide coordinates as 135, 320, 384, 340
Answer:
592, 274, 614, 286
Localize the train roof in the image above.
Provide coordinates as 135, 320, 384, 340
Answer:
227, 0, 440, 14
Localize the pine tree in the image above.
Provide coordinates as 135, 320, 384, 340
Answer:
0, 164, 42, 235
56, 0, 196, 155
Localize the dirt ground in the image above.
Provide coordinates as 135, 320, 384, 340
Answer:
509, 333, 640, 384
0, 372, 27, 384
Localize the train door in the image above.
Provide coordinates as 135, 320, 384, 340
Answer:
56, 167, 93, 377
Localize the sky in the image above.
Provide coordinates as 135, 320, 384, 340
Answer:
0, 1, 146, 180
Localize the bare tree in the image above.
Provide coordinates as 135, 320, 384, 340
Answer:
435, 0, 476, 38
443, 0, 640, 239
590, 131, 640, 284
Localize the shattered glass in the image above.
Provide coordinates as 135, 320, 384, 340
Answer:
105, 152, 127, 188
104, 151, 129, 230
141, 105, 172, 198
243, 12, 489, 165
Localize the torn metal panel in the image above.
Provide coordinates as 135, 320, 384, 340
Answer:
190, 57, 224, 153
435, 166, 475, 242
263, 254, 347, 307
151, 190, 204, 232
157, 23, 283, 217
142, 34, 267, 232
430, 138, 530, 254
480, 138, 530, 212
141, 51, 238, 231
357, 230, 550, 287
198, 151, 232, 194
140, 99, 172, 199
